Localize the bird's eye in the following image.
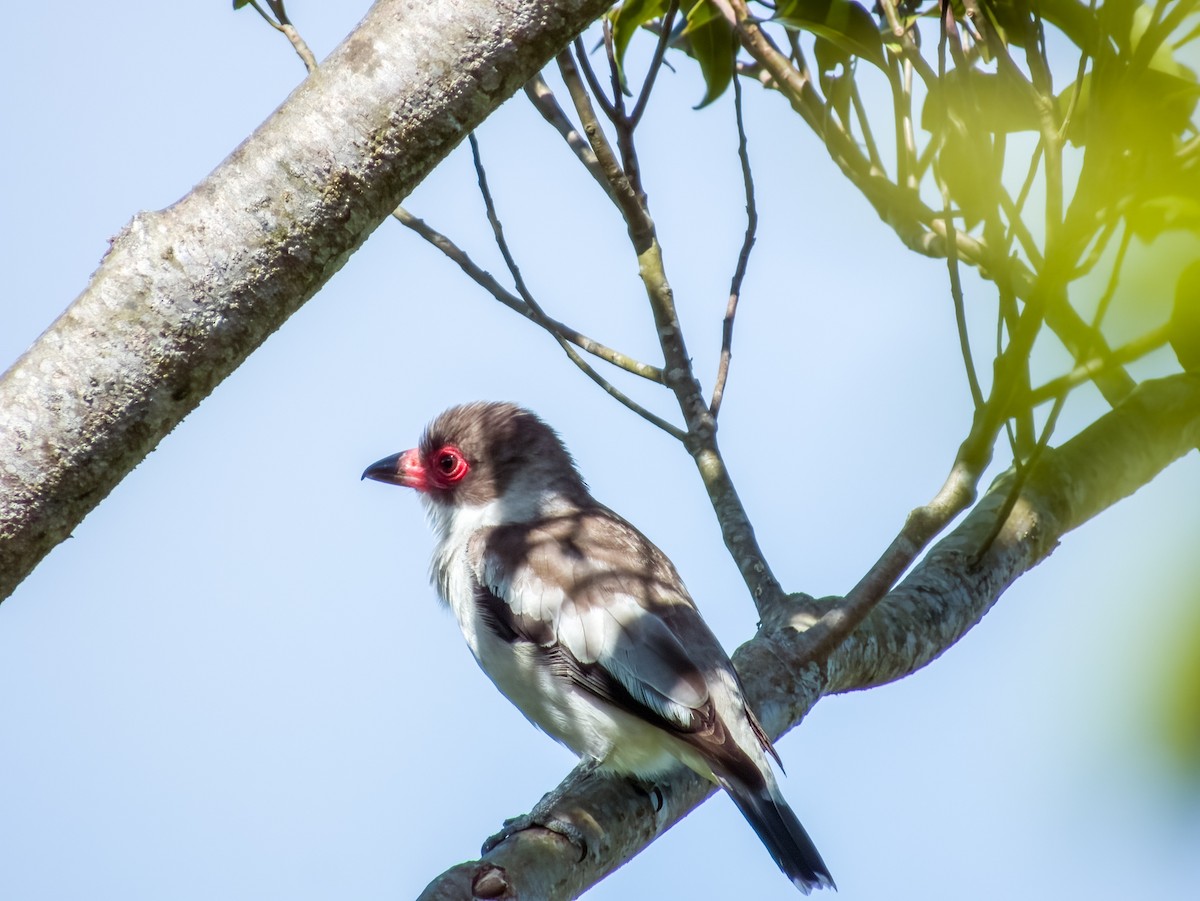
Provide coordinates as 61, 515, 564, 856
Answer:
430, 445, 469, 486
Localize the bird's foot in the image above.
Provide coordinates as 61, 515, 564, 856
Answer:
622, 772, 666, 812
481, 759, 607, 859
482, 809, 587, 860
482, 771, 592, 860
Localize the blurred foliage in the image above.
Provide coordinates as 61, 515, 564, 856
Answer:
1171, 261, 1200, 371
611, 0, 1200, 784
1160, 588, 1200, 783
613, 0, 1199, 462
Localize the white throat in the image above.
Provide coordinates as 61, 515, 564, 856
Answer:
422, 485, 579, 601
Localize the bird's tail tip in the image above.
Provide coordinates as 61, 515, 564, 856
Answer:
721, 775, 836, 894
792, 870, 837, 895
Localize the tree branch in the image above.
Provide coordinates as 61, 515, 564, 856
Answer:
0, 0, 616, 601
415, 373, 1200, 900
392, 207, 666, 383
711, 75, 757, 419
523, 74, 615, 201
466, 132, 683, 437
558, 42, 788, 612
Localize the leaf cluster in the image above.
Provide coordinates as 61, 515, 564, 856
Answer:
616, 0, 1199, 469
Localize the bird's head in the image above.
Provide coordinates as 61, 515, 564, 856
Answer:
362, 402, 588, 515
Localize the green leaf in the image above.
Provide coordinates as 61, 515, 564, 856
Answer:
683, 1, 738, 107
934, 128, 996, 229
1130, 196, 1200, 242
813, 37, 853, 123
1169, 262, 1200, 373
1128, 0, 1190, 77
772, 0, 888, 72
1055, 75, 1091, 147
922, 70, 1042, 134
233, 0, 252, 9
813, 34, 849, 95
611, 0, 672, 73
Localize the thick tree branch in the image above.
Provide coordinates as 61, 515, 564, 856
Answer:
416, 373, 1200, 900
0, 0, 615, 601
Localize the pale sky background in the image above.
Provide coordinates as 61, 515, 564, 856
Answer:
3, 3, 1200, 900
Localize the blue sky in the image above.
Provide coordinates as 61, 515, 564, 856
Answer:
3, 3, 1199, 899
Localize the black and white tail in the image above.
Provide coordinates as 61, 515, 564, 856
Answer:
719, 774, 836, 894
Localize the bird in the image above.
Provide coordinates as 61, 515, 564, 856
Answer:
363, 401, 834, 893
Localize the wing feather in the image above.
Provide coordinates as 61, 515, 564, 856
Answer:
473, 509, 712, 732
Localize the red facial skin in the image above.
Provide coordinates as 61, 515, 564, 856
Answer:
363, 445, 469, 493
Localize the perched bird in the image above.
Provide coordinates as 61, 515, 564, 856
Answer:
363, 402, 834, 893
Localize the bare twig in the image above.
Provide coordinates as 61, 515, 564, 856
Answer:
1130, 0, 1197, 74
1056, 0, 1097, 143
937, 2, 983, 410
466, 133, 683, 438
1024, 325, 1170, 410
600, 29, 646, 199
628, 0, 681, 128
392, 207, 665, 383
1070, 216, 1120, 280
943, 204, 984, 409
557, 50, 652, 248
850, 75, 884, 173
245, 0, 318, 72
523, 75, 615, 201
571, 36, 619, 122
768, 456, 981, 675
558, 44, 786, 610
711, 76, 757, 418
976, 211, 1136, 560
972, 391, 1067, 564
998, 187, 1045, 268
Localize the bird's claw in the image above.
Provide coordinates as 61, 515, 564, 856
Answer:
482, 811, 588, 861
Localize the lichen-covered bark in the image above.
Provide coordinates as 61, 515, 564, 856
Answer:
0, 0, 615, 600
416, 374, 1200, 900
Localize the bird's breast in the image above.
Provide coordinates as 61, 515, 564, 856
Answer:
430, 537, 681, 774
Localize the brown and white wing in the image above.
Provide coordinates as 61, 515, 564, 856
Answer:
471, 508, 715, 734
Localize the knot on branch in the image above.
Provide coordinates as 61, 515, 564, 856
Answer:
757, 591, 827, 636
472, 863, 514, 899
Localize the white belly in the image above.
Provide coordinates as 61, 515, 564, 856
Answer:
439, 557, 681, 775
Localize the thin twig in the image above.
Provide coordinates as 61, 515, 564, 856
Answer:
1091, 225, 1133, 327
1024, 325, 1170, 410
1056, 0, 1097, 143
392, 207, 665, 383
711, 76, 758, 418
628, 0, 681, 128
246, 0, 318, 72
246, 0, 285, 31
971, 390, 1066, 564
1130, 0, 1196, 75
557, 50, 652, 248
560, 44, 786, 610
523, 75, 615, 200
850, 76, 884, 173
998, 188, 1045, 268
944, 201, 984, 409
466, 133, 682, 437
600, 28, 646, 199
937, 2, 983, 410
1070, 216, 1120, 280
792, 458, 981, 661
572, 36, 619, 121
977, 206, 1136, 560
